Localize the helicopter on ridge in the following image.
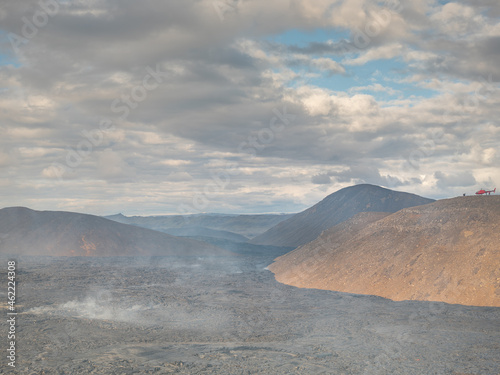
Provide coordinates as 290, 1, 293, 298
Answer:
475, 188, 496, 195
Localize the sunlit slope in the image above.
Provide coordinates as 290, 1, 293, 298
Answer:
252, 184, 434, 248
269, 196, 500, 307
0, 207, 230, 257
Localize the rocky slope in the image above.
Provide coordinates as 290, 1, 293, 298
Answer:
0, 207, 229, 257
252, 184, 434, 248
268, 196, 500, 307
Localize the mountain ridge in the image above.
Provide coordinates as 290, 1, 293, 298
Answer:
251, 184, 435, 247
0, 207, 230, 257
105, 212, 294, 239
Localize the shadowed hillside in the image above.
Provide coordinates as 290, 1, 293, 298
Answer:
251, 184, 434, 248
0, 207, 230, 257
269, 196, 500, 307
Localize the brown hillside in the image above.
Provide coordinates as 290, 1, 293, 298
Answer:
268, 196, 500, 307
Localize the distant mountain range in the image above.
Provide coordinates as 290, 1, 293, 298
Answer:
269, 196, 500, 307
159, 226, 249, 243
0, 185, 435, 257
251, 184, 435, 248
105, 212, 293, 240
0, 207, 230, 257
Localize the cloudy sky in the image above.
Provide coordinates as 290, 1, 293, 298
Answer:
1, 0, 499, 216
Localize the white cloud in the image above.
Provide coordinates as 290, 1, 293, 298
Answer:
291, 86, 336, 116
350, 83, 399, 95
311, 57, 346, 74
343, 43, 404, 66
430, 2, 485, 36
160, 160, 192, 167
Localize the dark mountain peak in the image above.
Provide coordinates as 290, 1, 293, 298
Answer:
251, 184, 434, 248
105, 213, 128, 219
1, 206, 35, 213
325, 183, 422, 199
338, 183, 383, 191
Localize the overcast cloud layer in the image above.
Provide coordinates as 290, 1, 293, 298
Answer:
1, 0, 499, 215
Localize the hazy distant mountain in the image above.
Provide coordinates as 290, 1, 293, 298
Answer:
105, 213, 294, 239
251, 184, 435, 248
181, 236, 295, 257
269, 196, 500, 307
160, 226, 249, 242
0, 207, 230, 257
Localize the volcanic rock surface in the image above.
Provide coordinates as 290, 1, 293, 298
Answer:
5, 255, 499, 374
0, 207, 229, 257
269, 196, 500, 307
251, 184, 434, 248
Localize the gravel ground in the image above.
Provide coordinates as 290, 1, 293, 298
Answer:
1, 255, 499, 374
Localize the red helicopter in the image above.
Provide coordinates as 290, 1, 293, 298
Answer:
475, 188, 496, 195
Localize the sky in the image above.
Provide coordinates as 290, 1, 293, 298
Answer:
0, 0, 499, 216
